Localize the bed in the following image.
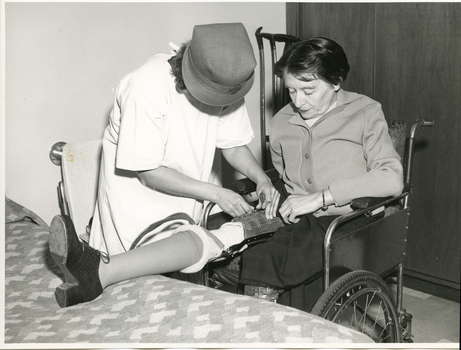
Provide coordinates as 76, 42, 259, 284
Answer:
4, 197, 373, 344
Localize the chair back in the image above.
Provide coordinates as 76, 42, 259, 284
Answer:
255, 27, 299, 170
387, 119, 407, 165
60, 139, 102, 237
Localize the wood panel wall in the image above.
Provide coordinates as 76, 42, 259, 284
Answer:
287, 2, 460, 300
287, 3, 376, 96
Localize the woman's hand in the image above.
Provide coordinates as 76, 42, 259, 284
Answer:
256, 182, 280, 219
213, 187, 254, 218
220, 145, 281, 219
279, 192, 323, 224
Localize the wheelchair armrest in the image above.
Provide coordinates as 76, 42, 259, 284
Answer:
350, 183, 412, 210
232, 168, 279, 194
350, 196, 394, 210
322, 182, 411, 290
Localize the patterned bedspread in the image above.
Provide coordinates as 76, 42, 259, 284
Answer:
4, 197, 373, 344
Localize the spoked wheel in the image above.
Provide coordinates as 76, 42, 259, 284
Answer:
311, 270, 401, 343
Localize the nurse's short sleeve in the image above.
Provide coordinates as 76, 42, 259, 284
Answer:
217, 99, 254, 149
115, 75, 167, 171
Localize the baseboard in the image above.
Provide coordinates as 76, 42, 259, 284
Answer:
403, 269, 460, 302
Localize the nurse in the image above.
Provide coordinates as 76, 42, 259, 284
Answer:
48, 23, 280, 307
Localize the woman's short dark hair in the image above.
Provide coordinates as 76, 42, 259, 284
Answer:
169, 41, 190, 94
275, 37, 350, 85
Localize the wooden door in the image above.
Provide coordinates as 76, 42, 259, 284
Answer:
374, 3, 461, 292
287, 3, 376, 97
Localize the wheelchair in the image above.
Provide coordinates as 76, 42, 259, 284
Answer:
49, 121, 433, 344
48, 27, 434, 344
198, 118, 433, 343
199, 28, 435, 343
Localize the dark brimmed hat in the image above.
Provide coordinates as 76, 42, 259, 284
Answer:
182, 23, 256, 107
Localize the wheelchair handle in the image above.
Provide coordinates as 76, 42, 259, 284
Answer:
421, 119, 435, 127
405, 119, 435, 186
255, 27, 299, 49
410, 118, 435, 139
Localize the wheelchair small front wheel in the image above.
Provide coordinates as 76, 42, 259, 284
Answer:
311, 270, 400, 343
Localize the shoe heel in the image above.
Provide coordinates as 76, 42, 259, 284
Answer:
55, 282, 84, 308
50, 251, 79, 286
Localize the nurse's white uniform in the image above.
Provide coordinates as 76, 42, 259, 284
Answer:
89, 54, 254, 256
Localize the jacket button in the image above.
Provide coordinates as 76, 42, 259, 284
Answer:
304, 153, 309, 159
307, 178, 312, 184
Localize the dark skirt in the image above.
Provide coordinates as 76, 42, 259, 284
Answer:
240, 213, 337, 289
240, 179, 378, 291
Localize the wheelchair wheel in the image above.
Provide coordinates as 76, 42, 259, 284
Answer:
311, 270, 401, 343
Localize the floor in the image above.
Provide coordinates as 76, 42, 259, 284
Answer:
402, 287, 460, 344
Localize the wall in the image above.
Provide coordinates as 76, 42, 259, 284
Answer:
3, 2, 286, 224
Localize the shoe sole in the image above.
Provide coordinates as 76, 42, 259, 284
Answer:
49, 216, 69, 263
49, 215, 83, 307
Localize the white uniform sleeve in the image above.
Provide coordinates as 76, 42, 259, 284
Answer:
216, 99, 254, 149
115, 74, 167, 172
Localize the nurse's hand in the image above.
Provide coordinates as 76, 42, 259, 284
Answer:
256, 182, 280, 219
214, 187, 254, 218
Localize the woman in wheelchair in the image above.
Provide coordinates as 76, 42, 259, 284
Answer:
48, 23, 280, 308
238, 37, 404, 302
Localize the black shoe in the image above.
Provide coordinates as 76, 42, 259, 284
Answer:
49, 215, 103, 307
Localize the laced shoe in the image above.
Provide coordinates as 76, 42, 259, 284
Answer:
49, 215, 106, 307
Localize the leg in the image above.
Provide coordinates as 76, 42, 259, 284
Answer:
102, 221, 247, 285
100, 230, 203, 288
240, 214, 326, 288
49, 215, 244, 307
239, 214, 330, 302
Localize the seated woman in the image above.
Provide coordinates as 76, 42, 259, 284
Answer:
239, 37, 404, 303
48, 23, 280, 308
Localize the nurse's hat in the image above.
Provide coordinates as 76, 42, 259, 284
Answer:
182, 23, 256, 107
